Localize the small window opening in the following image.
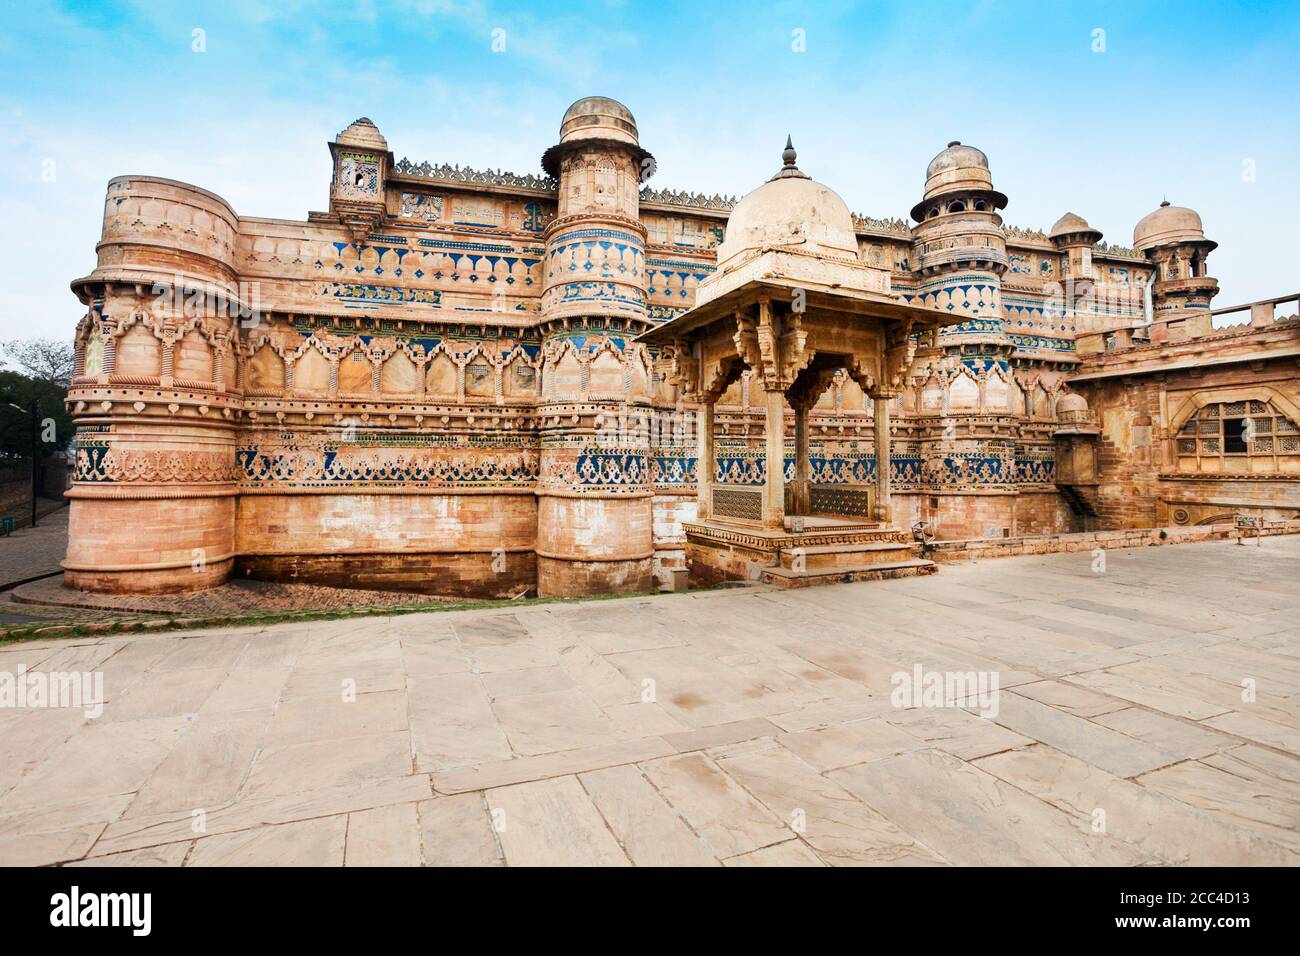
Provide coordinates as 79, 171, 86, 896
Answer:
1223, 418, 1248, 454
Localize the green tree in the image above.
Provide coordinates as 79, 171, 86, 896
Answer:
0, 338, 75, 464
0, 371, 73, 460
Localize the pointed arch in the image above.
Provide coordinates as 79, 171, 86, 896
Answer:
246, 340, 285, 394
503, 346, 540, 398
424, 346, 458, 398
380, 344, 421, 395
335, 337, 373, 395
948, 366, 980, 410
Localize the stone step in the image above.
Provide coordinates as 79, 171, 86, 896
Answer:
778, 541, 920, 571
761, 558, 938, 589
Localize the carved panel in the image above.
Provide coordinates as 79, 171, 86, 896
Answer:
712, 486, 762, 522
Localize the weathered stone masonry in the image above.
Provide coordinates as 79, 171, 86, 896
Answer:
64, 98, 1300, 596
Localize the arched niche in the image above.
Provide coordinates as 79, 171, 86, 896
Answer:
380, 350, 420, 394
948, 370, 979, 410
549, 348, 583, 397
984, 369, 1010, 410
425, 352, 457, 397
174, 328, 213, 383
464, 359, 495, 399
337, 349, 372, 394
116, 322, 161, 378
295, 347, 331, 394
247, 344, 284, 392
588, 350, 625, 397
504, 354, 539, 398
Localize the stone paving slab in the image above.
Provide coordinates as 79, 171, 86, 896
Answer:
0, 536, 1298, 866
0, 503, 68, 590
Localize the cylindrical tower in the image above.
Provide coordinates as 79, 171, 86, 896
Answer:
534, 97, 656, 596
64, 176, 243, 593
907, 143, 1017, 533
910, 141, 1010, 348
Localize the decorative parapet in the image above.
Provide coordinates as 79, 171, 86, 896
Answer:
852, 213, 910, 236
385, 162, 1156, 266
1003, 227, 1145, 260
1004, 224, 1050, 243
638, 186, 738, 211
391, 158, 558, 193
1095, 241, 1145, 260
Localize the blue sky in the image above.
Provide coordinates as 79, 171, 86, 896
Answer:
2, 0, 1298, 341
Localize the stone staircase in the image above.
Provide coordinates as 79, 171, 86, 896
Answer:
760, 534, 936, 588
1057, 482, 1100, 518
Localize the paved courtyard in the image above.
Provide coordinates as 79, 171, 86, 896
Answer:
1, 537, 1297, 867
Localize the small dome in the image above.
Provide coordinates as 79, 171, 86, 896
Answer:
926, 141, 990, 180
558, 96, 639, 147
335, 117, 388, 151
1049, 212, 1103, 243
1056, 391, 1089, 413
913, 140, 1006, 219
716, 140, 858, 265
1133, 200, 1209, 251
1050, 212, 1088, 236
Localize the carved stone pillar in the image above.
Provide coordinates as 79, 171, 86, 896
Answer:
792, 402, 811, 515
696, 399, 714, 521
873, 394, 893, 524
763, 386, 786, 529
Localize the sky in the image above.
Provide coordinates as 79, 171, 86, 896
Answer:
1, 0, 1298, 344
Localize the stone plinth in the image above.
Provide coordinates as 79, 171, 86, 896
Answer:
684, 517, 933, 588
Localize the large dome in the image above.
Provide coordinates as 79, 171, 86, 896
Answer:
558, 96, 639, 147
1133, 201, 1211, 251
715, 139, 858, 265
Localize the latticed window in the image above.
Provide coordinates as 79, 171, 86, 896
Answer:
1177, 400, 1300, 461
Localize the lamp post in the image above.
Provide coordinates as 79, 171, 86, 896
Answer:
6, 401, 39, 529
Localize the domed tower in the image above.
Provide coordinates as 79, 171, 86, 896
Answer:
1049, 212, 1104, 289
533, 98, 657, 596
1048, 211, 1105, 329
910, 142, 1010, 349
540, 97, 654, 328
1133, 201, 1219, 341
328, 118, 394, 240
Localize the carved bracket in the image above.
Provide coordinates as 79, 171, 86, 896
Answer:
666, 338, 701, 401
735, 300, 813, 392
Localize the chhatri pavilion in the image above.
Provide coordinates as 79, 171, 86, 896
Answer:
63, 97, 1300, 596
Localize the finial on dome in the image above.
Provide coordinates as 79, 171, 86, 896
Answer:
770, 135, 810, 181
1160, 199, 1171, 207
948, 140, 961, 147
